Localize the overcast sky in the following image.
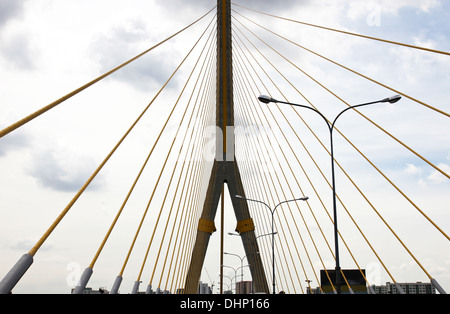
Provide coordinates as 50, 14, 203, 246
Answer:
0, 0, 449, 294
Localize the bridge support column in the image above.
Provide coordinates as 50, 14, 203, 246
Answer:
110, 275, 123, 294
183, 0, 268, 294
0, 254, 33, 294
72, 267, 93, 294
184, 162, 268, 293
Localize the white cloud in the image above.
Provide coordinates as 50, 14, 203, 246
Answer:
404, 163, 422, 176
427, 163, 450, 184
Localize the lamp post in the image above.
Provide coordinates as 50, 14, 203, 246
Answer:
258, 94, 401, 294
236, 194, 309, 294
224, 252, 246, 283
224, 252, 259, 283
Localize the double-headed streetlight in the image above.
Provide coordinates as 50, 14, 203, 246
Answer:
258, 94, 401, 294
236, 194, 309, 294
224, 252, 257, 284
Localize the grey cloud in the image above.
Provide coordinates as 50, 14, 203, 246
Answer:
27, 147, 102, 193
0, 0, 27, 27
90, 18, 179, 91
1, 31, 37, 70
0, 130, 30, 156
0, 0, 37, 71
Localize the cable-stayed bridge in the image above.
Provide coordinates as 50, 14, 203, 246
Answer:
0, 0, 448, 294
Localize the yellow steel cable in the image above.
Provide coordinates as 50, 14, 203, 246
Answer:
237, 99, 323, 294
236, 70, 339, 294
235, 132, 273, 289
115, 19, 216, 279
173, 74, 214, 291
243, 84, 343, 295
233, 35, 396, 290
88, 40, 214, 270
232, 3, 450, 57
26, 15, 212, 258
151, 45, 215, 288
134, 30, 216, 285
235, 81, 326, 293
234, 33, 336, 255
162, 50, 215, 290
165, 83, 213, 291
242, 46, 421, 289
235, 67, 309, 293
235, 36, 411, 288
234, 132, 273, 291
234, 14, 450, 181
235, 95, 286, 292
235, 86, 296, 293
165, 90, 210, 291
232, 157, 269, 291
233, 12, 450, 178
178, 152, 207, 292
234, 47, 328, 293
234, 19, 450, 241
0, 7, 216, 139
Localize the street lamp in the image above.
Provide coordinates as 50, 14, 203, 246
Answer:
258, 94, 401, 294
224, 252, 259, 284
236, 194, 309, 294
228, 232, 278, 239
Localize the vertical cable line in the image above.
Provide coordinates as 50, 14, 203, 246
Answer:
235, 93, 280, 292
235, 67, 306, 293
163, 53, 215, 292
126, 20, 216, 288
27, 14, 216, 260
239, 63, 364, 294
233, 33, 339, 292
235, 58, 333, 293
90, 32, 214, 274
235, 51, 311, 293
110, 17, 216, 289
174, 61, 216, 292
164, 71, 214, 292
234, 87, 279, 291
148, 39, 216, 290
235, 74, 313, 293
234, 113, 272, 290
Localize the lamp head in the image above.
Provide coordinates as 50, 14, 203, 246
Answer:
382, 95, 402, 104
258, 95, 276, 104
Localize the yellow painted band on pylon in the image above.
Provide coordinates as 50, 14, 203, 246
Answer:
235, 218, 255, 234
198, 218, 216, 234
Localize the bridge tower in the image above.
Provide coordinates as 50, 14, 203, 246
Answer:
183, 0, 269, 294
